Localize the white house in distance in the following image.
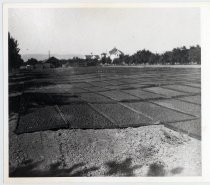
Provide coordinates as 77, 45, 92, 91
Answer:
85, 47, 124, 62
108, 47, 124, 61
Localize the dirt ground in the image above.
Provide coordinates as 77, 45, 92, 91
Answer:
9, 113, 201, 177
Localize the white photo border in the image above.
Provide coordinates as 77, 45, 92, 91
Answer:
2, 2, 210, 183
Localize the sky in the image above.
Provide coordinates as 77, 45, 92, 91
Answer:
8, 8, 200, 56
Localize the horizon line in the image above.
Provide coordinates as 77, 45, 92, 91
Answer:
20, 44, 201, 56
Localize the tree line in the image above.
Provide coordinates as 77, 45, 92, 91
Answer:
111, 46, 201, 65
60, 45, 201, 66
9, 33, 201, 72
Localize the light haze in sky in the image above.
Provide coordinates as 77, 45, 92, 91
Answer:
8, 8, 200, 56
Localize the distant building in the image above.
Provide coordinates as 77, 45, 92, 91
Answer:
26, 65, 33, 70
85, 55, 92, 60
20, 64, 34, 70
85, 54, 100, 60
101, 53, 107, 58
92, 55, 100, 60
108, 47, 124, 61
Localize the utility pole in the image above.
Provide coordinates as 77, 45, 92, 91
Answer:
48, 50, 51, 59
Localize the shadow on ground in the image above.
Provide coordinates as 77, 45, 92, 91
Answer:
9, 158, 184, 177
10, 158, 142, 177
105, 158, 142, 176
9, 159, 99, 177
147, 162, 166, 176
147, 162, 184, 176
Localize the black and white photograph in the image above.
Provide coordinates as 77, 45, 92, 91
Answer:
5, 3, 204, 180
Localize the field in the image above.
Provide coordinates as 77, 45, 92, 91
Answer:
9, 66, 201, 177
